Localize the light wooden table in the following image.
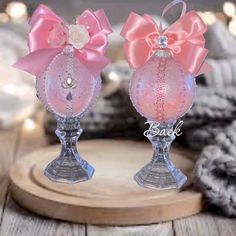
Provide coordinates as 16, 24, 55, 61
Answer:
0, 122, 235, 236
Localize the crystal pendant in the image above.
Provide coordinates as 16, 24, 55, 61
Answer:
157, 35, 168, 48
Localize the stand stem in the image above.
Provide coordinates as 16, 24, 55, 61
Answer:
134, 121, 187, 189
44, 116, 94, 183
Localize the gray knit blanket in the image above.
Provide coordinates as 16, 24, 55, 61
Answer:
178, 19, 236, 216
183, 85, 236, 216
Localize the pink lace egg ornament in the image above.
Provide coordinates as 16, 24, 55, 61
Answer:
121, 0, 210, 190
130, 51, 196, 124
13, 4, 112, 184
36, 47, 101, 118
13, 4, 112, 118
121, 2, 210, 124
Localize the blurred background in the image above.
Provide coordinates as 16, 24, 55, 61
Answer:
1, 0, 236, 215
0, 0, 235, 141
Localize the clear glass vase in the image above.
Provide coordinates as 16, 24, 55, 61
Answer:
44, 115, 94, 183
134, 121, 187, 189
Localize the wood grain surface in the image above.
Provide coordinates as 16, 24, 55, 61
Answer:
0, 120, 234, 235
10, 140, 202, 225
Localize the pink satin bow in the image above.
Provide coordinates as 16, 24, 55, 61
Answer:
120, 2, 210, 76
13, 4, 112, 77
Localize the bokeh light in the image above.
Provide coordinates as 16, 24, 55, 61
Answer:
6, 1, 27, 22
223, 1, 236, 17
198, 11, 216, 25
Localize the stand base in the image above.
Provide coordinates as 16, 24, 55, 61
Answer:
134, 158, 187, 190
44, 156, 94, 184
10, 140, 202, 225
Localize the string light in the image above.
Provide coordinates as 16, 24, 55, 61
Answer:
0, 12, 9, 23
197, 11, 216, 25
229, 19, 236, 36
6, 1, 27, 23
108, 71, 120, 81
223, 1, 236, 17
2, 84, 17, 95
23, 118, 36, 131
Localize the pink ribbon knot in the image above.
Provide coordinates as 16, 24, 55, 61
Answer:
14, 4, 112, 77
120, 0, 210, 76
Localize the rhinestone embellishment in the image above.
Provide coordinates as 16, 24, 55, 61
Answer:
66, 92, 73, 101
61, 74, 77, 89
157, 35, 168, 49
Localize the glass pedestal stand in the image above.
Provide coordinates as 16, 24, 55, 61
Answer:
134, 122, 187, 189
44, 115, 94, 183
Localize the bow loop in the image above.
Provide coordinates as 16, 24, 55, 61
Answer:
120, 0, 210, 76
164, 11, 207, 42
76, 9, 112, 36
14, 4, 112, 77
121, 12, 158, 41
29, 4, 63, 26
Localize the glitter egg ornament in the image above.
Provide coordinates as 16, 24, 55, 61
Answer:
130, 51, 196, 124
13, 4, 112, 183
36, 46, 102, 183
36, 46, 101, 118
121, 0, 210, 189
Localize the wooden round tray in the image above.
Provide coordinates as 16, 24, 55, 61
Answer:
10, 140, 202, 225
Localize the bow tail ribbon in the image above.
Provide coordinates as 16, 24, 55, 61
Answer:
14, 46, 109, 77
171, 42, 209, 76
13, 48, 63, 77
75, 49, 109, 77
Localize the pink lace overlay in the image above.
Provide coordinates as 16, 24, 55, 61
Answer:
155, 57, 167, 123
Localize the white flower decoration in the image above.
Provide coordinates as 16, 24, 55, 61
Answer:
68, 24, 90, 49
